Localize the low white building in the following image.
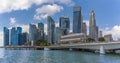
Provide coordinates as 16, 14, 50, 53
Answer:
104, 34, 113, 42
59, 33, 87, 44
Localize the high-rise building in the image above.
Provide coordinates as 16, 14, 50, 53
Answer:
98, 31, 103, 38
47, 16, 55, 44
89, 10, 98, 41
22, 32, 28, 45
54, 27, 62, 44
17, 27, 22, 45
29, 24, 37, 42
82, 22, 87, 35
3, 27, 9, 46
73, 6, 83, 33
38, 22, 44, 41
11, 27, 19, 45
59, 16, 70, 35
104, 34, 113, 42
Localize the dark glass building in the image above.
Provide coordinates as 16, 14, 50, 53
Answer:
3, 27, 9, 46
11, 27, 19, 45
73, 6, 83, 33
29, 24, 37, 42
17, 27, 22, 45
59, 16, 70, 35
38, 22, 44, 41
47, 16, 55, 44
22, 32, 28, 45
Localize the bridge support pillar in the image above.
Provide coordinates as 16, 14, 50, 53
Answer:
44, 47, 50, 51
100, 46, 105, 54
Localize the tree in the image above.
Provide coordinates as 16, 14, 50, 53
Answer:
98, 37, 105, 42
86, 38, 95, 42
34, 40, 49, 46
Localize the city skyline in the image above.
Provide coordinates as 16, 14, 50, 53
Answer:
1, 0, 120, 45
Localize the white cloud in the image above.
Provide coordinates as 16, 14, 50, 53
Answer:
34, 4, 63, 20
0, 0, 74, 14
57, 0, 75, 6
10, 17, 16, 26
9, 17, 29, 33
102, 25, 120, 40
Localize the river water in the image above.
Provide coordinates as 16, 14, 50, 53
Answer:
0, 48, 120, 63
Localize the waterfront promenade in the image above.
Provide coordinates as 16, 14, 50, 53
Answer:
1, 41, 120, 54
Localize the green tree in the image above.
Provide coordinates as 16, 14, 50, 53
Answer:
98, 37, 105, 42
34, 40, 49, 46
86, 38, 95, 42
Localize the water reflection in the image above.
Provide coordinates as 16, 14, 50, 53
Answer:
0, 49, 120, 63
0, 48, 4, 58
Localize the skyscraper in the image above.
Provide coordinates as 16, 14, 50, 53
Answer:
22, 32, 28, 45
3, 27, 9, 46
38, 22, 44, 41
82, 22, 87, 35
73, 6, 83, 33
59, 16, 70, 35
17, 27, 22, 45
98, 30, 103, 38
89, 10, 98, 41
11, 27, 19, 45
47, 16, 55, 44
29, 24, 37, 42
54, 27, 62, 44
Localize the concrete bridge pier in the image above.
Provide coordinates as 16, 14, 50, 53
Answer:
100, 46, 105, 54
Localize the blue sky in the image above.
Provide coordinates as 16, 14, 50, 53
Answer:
0, 0, 120, 45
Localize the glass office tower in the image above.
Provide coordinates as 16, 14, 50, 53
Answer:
73, 6, 83, 33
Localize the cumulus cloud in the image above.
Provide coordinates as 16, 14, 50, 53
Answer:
102, 25, 120, 40
9, 17, 29, 33
0, 0, 74, 14
34, 4, 63, 20
10, 17, 16, 26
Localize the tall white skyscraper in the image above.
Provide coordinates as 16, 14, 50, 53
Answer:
89, 10, 98, 41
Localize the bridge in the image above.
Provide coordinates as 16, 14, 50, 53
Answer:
1, 42, 120, 54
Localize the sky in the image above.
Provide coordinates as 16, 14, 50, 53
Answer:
0, 0, 120, 45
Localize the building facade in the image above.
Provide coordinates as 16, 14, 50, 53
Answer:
54, 27, 62, 44
82, 22, 87, 35
59, 16, 70, 35
22, 32, 29, 45
11, 27, 19, 45
38, 22, 44, 41
60, 33, 87, 44
17, 27, 22, 45
29, 24, 37, 42
89, 10, 98, 41
47, 16, 55, 44
73, 6, 83, 33
104, 34, 113, 42
3, 27, 9, 46
98, 30, 103, 38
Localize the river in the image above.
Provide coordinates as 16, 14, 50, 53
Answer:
0, 48, 120, 63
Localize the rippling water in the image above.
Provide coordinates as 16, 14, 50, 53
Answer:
0, 48, 120, 63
